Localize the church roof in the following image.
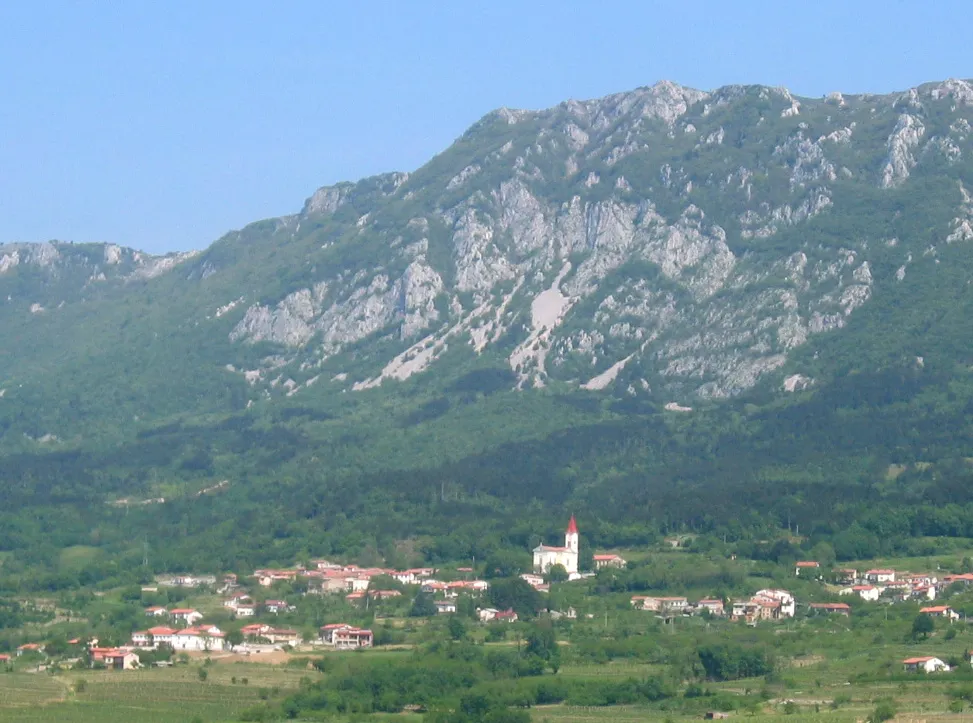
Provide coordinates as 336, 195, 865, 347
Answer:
534, 545, 569, 552
566, 515, 578, 534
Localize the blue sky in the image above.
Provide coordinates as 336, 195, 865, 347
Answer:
1, 1, 970, 253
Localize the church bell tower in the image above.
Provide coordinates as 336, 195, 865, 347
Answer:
565, 515, 579, 554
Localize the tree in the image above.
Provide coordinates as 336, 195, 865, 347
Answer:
912, 614, 934, 640
226, 629, 244, 647
524, 620, 560, 673
489, 578, 541, 619
447, 615, 467, 641
410, 592, 438, 618
545, 564, 568, 584
484, 551, 532, 579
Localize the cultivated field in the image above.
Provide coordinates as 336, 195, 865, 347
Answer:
0, 663, 316, 722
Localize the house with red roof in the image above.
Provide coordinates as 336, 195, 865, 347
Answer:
170, 625, 226, 651
242, 623, 272, 638
131, 626, 178, 647
91, 648, 140, 670
493, 608, 519, 623
333, 627, 372, 650
261, 628, 300, 645
865, 569, 895, 584
920, 605, 959, 620
903, 656, 949, 673
168, 608, 203, 625
795, 561, 820, 576
319, 623, 353, 644
369, 589, 402, 600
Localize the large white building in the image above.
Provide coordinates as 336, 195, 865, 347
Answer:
532, 516, 579, 575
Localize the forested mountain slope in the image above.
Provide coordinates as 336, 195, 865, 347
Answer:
2, 78, 973, 580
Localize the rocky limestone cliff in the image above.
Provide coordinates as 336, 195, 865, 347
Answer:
219, 78, 973, 401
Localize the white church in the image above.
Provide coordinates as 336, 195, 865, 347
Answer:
532, 516, 579, 575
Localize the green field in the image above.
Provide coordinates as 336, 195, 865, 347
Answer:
0, 665, 316, 723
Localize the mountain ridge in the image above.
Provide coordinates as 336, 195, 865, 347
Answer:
0, 77, 972, 440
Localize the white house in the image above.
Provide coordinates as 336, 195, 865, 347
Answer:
145, 606, 168, 617
903, 656, 950, 673
865, 569, 895, 584
347, 577, 371, 593
169, 609, 203, 625
477, 608, 499, 622
519, 574, 545, 589
131, 626, 177, 648
170, 625, 226, 651
839, 585, 881, 602
434, 600, 457, 614
696, 599, 725, 616
234, 605, 256, 617
223, 593, 251, 610
593, 554, 627, 570
532, 516, 579, 575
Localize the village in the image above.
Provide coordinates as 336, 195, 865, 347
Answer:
8, 518, 973, 679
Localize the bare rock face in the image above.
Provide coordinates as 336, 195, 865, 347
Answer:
881, 114, 925, 188
222, 78, 973, 400
304, 184, 350, 215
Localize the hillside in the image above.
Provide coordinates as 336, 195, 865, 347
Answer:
2, 78, 973, 579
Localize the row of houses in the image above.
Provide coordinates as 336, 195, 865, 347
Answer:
630, 590, 797, 623
240, 624, 301, 645
802, 564, 973, 603
144, 606, 206, 624
835, 570, 960, 602
253, 563, 439, 592
476, 608, 519, 623
222, 594, 296, 617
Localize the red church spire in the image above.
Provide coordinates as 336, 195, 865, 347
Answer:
566, 515, 578, 534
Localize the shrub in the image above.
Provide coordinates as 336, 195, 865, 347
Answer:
869, 699, 897, 722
